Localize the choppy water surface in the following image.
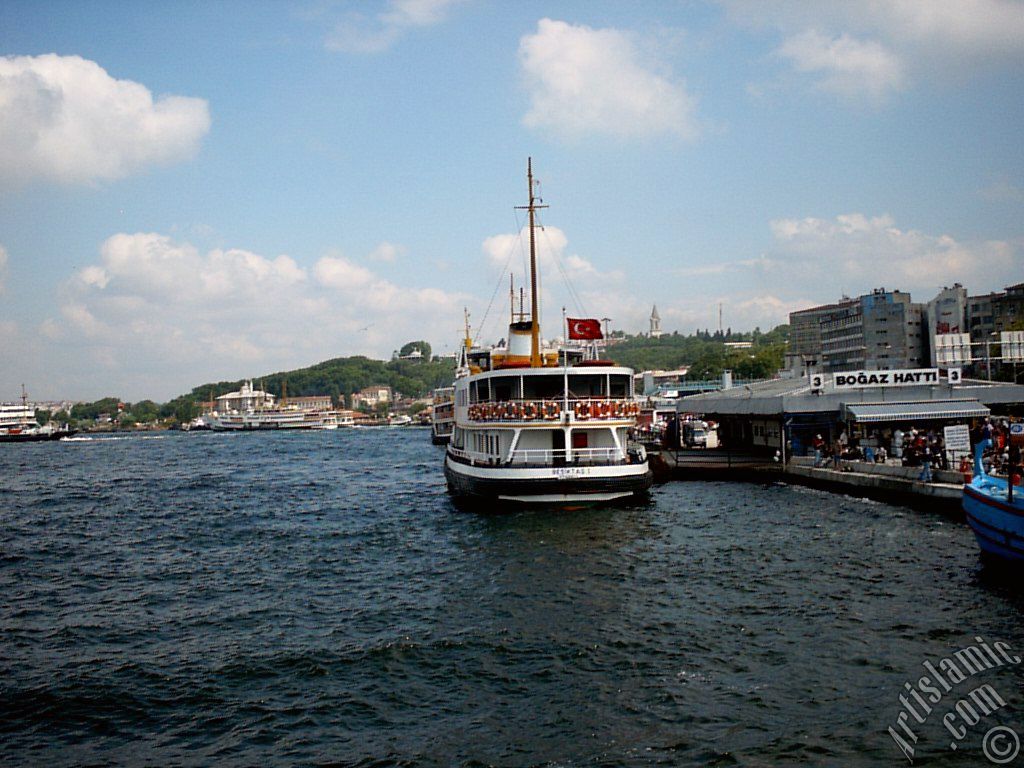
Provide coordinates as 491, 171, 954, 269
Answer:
2, 430, 1022, 766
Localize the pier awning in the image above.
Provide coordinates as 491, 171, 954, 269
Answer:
841, 399, 990, 424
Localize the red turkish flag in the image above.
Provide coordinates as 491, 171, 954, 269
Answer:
567, 318, 603, 340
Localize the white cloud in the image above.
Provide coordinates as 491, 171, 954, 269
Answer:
723, 0, 1024, 96
519, 18, 699, 140
326, 0, 463, 53
314, 253, 375, 288
482, 224, 623, 286
776, 30, 904, 99
0, 54, 210, 185
369, 241, 403, 262
0, 244, 7, 293
763, 212, 1020, 296
650, 213, 1021, 333
42, 233, 468, 399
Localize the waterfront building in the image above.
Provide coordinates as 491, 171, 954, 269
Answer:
993, 282, 1024, 334
354, 386, 391, 408
968, 292, 999, 342
785, 298, 856, 376
926, 284, 968, 366
786, 289, 927, 374
821, 289, 926, 372
283, 394, 333, 410
215, 381, 275, 413
965, 283, 1024, 374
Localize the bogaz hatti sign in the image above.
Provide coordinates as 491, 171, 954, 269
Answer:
831, 368, 942, 389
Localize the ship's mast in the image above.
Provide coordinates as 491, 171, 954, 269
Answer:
516, 158, 547, 367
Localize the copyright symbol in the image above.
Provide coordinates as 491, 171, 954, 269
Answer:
983, 726, 1020, 764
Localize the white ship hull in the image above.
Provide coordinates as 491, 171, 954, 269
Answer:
208, 410, 340, 431
444, 453, 651, 504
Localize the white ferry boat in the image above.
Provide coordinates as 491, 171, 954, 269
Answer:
208, 409, 339, 431
430, 386, 454, 444
0, 387, 76, 442
444, 160, 652, 506
206, 381, 340, 431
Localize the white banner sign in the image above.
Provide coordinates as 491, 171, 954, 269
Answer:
935, 333, 972, 365
944, 424, 971, 456
1002, 331, 1024, 363
832, 368, 940, 389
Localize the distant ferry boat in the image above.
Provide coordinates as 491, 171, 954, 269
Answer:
0, 387, 76, 442
206, 380, 342, 431
431, 386, 454, 444
207, 409, 339, 431
443, 160, 652, 506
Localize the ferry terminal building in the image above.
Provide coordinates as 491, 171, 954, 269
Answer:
679, 369, 1024, 458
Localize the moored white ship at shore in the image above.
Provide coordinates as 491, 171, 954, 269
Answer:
443, 160, 652, 506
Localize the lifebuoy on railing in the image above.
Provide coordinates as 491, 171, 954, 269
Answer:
523, 402, 537, 420
544, 401, 560, 420
575, 401, 590, 420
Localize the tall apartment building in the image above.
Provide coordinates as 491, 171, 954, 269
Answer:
968, 282, 1024, 341
788, 288, 926, 374
993, 282, 1024, 333
785, 298, 857, 375
926, 284, 968, 366
968, 292, 998, 342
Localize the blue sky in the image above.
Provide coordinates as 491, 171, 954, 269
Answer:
2, 0, 1023, 400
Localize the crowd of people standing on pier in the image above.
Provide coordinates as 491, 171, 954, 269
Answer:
809, 417, 1021, 484
811, 427, 947, 474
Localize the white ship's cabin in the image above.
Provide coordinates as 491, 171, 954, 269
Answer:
432, 387, 455, 419
450, 366, 643, 469
1, 404, 37, 428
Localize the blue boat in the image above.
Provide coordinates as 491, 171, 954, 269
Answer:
963, 440, 1024, 562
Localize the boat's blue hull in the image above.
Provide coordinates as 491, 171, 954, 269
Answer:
963, 475, 1024, 562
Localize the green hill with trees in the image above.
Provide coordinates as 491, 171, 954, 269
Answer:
159, 351, 457, 423
606, 325, 789, 380
63, 326, 791, 427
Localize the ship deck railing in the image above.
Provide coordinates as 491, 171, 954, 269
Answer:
448, 445, 630, 468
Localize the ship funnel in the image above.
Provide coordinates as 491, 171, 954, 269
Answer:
507, 321, 533, 358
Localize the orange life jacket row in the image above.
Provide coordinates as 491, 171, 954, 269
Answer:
466, 400, 639, 421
